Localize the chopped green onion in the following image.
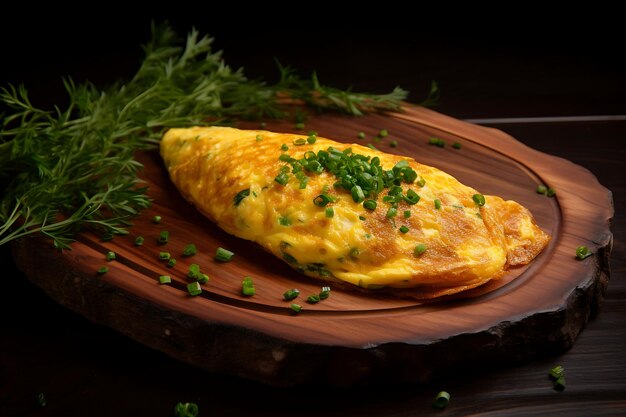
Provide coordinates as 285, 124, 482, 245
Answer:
313, 194, 332, 207
367, 143, 378, 151
256, 134, 263, 141
378, 129, 388, 138
274, 172, 289, 186
158, 230, 169, 245
242, 277, 255, 296
215, 247, 234, 262
308, 130, 318, 136
106, 251, 116, 261
414, 243, 427, 257
399, 225, 409, 233
403, 210, 411, 218
452, 142, 462, 149
37, 392, 46, 407
417, 177, 426, 187
536, 184, 548, 194
183, 244, 197, 257
134, 236, 144, 246
187, 263, 200, 280
432, 391, 450, 409
97, 266, 108, 275
319, 286, 331, 300
283, 288, 300, 301
357, 131, 365, 139
281, 143, 289, 151
159, 251, 171, 260
351, 185, 365, 203
554, 375, 566, 391
152, 215, 162, 224
359, 215, 366, 221
159, 275, 172, 284
295, 122, 305, 130
404, 189, 420, 205
576, 246, 592, 260
233, 189, 250, 206
390, 140, 398, 148
472, 194, 486, 207
290, 303, 302, 313
549, 365, 564, 381
386, 207, 398, 218
175, 402, 199, 417
546, 187, 557, 197
434, 199, 442, 210
428, 137, 445, 147
187, 282, 202, 296
325, 207, 335, 218
363, 199, 377, 211
307, 294, 321, 304
293, 137, 306, 146
307, 134, 317, 144
197, 273, 209, 284
167, 258, 177, 268
279, 216, 291, 226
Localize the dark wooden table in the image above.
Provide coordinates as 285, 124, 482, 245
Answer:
1, 15, 625, 416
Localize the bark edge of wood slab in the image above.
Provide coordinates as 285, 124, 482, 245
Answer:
11, 105, 613, 386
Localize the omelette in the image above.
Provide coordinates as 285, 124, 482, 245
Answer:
160, 126, 550, 298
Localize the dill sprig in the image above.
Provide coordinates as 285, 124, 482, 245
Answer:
0, 23, 433, 249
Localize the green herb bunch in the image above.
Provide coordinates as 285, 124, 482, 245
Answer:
0, 23, 433, 249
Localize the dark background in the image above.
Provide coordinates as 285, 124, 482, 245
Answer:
1, 9, 625, 417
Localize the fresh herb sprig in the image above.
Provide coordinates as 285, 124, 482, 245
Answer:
0, 23, 429, 249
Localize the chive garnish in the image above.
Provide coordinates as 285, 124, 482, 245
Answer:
390, 140, 398, 147
293, 137, 306, 146
134, 236, 144, 246
536, 184, 548, 194
188, 263, 200, 280
313, 194, 332, 207
549, 365, 564, 381
256, 134, 263, 141
215, 247, 234, 262
386, 207, 398, 218
242, 277, 255, 296
106, 251, 116, 261
351, 185, 365, 203
274, 172, 289, 186
414, 244, 427, 257
404, 189, 420, 205
399, 225, 409, 233
159, 251, 171, 260
307, 294, 321, 304
153, 215, 162, 224
378, 129, 388, 138
167, 258, 177, 268
233, 189, 250, 206
279, 216, 291, 226
363, 199, 377, 211
357, 131, 365, 139
546, 187, 557, 197
295, 122, 305, 130
325, 207, 334, 218
428, 137, 445, 147
472, 193, 486, 207
434, 199, 442, 210
158, 230, 169, 245
575, 246, 592, 260
283, 288, 300, 301
97, 266, 108, 275
290, 303, 302, 313
182, 243, 197, 257
175, 402, 199, 417
319, 286, 331, 299
187, 282, 202, 296
307, 134, 317, 144
159, 275, 171, 284
554, 375, 566, 391
433, 391, 450, 409
452, 142, 462, 149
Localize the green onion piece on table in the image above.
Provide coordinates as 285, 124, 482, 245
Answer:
175, 402, 199, 417
167, 258, 177, 268
319, 286, 331, 299
215, 247, 234, 262
134, 236, 144, 246
307, 294, 321, 304
182, 243, 197, 257
575, 246, 592, 260
187, 282, 202, 296
283, 289, 300, 301
97, 266, 108, 275
159, 275, 172, 284
106, 251, 116, 261
158, 230, 169, 244
290, 303, 302, 313
153, 215, 162, 224
432, 391, 450, 409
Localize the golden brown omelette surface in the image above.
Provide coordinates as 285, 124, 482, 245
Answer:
161, 126, 550, 298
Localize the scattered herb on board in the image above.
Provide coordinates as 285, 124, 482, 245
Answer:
576, 246, 593, 260
175, 402, 199, 417
215, 247, 234, 262
1, 23, 437, 250
432, 391, 450, 409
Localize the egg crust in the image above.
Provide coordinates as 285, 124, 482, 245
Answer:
161, 127, 550, 299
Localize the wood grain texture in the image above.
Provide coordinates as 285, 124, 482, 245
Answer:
11, 106, 613, 386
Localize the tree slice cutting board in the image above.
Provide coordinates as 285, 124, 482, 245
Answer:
11, 106, 613, 386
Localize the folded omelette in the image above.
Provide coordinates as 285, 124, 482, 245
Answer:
160, 126, 550, 298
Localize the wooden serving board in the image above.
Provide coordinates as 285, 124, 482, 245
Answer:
12, 106, 613, 386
